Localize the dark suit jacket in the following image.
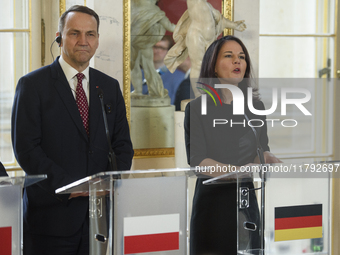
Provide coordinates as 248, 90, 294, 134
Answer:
0, 161, 8, 176
11, 57, 133, 237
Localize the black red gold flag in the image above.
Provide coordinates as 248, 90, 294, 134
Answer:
275, 204, 322, 242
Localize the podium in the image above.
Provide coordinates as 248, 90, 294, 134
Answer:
56, 164, 332, 255
56, 168, 195, 255
0, 175, 46, 255
204, 162, 333, 255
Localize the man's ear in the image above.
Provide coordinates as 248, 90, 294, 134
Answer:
55, 32, 62, 46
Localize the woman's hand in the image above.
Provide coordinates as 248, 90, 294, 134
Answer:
254, 151, 282, 164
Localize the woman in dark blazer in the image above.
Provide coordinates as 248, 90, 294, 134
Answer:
185, 35, 281, 254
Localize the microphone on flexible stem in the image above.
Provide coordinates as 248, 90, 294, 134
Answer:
91, 86, 111, 255
244, 113, 266, 252
97, 88, 117, 172
256, 146, 265, 166
244, 114, 265, 165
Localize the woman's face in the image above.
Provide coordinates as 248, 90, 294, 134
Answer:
214, 40, 247, 85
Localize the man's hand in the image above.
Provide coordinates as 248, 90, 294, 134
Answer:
69, 190, 111, 199
69, 191, 89, 199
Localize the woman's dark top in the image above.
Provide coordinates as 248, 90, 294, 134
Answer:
184, 96, 270, 255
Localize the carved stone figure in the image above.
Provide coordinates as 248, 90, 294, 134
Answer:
164, 0, 246, 97
130, 0, 175, 98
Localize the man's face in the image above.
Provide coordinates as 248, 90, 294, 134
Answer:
58, 11, 99, 72
153, 40, 169, 65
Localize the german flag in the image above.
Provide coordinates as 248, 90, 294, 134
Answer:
275, 204, 322, 242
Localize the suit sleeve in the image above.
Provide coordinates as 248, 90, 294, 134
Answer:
258, 101, 270, 152
184, 101, 208, 167
11, 76, 72, 203
111, 81, 134, 171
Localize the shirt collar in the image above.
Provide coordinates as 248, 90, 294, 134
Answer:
59, 56, 90, 82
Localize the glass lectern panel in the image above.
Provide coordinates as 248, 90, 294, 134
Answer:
203, 162, 332, 255
57, 168, 196, 255
0, 175, 46, 255
262, 175, 329, 254
57, 163, 333, 255
0, 183, 22, 255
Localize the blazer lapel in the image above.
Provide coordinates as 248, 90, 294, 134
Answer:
88, 68, 102, 142
50, 58, 89, 140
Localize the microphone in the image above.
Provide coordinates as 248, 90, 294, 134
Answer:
91, 86, 112, 255
244, 113, 266, 251
244, 114, 265, 165
97, 88, 117, 172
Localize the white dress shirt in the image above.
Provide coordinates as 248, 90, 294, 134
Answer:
58, 56, 90, 105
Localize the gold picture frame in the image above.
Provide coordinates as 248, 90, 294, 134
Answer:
60, 0, 234, 158
125, 0, 233, 158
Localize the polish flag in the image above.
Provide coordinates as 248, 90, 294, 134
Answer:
124, 214, 180, 254
0, 226, 11, 255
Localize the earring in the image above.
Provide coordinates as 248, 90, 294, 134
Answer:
214, 72, 218, 77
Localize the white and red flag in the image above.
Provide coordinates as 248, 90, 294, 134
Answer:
124, 213, 180, 254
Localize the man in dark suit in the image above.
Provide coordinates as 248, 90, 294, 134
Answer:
0, 161, 8, 177
11, 5, 133, 255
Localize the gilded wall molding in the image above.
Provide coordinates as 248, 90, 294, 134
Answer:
41, 19, 45, 66
59, 0, 66, 17
123, 0, 131, 124
223, 0, 234, 36
29, 0, 32, 72
133, 148, 175, 158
